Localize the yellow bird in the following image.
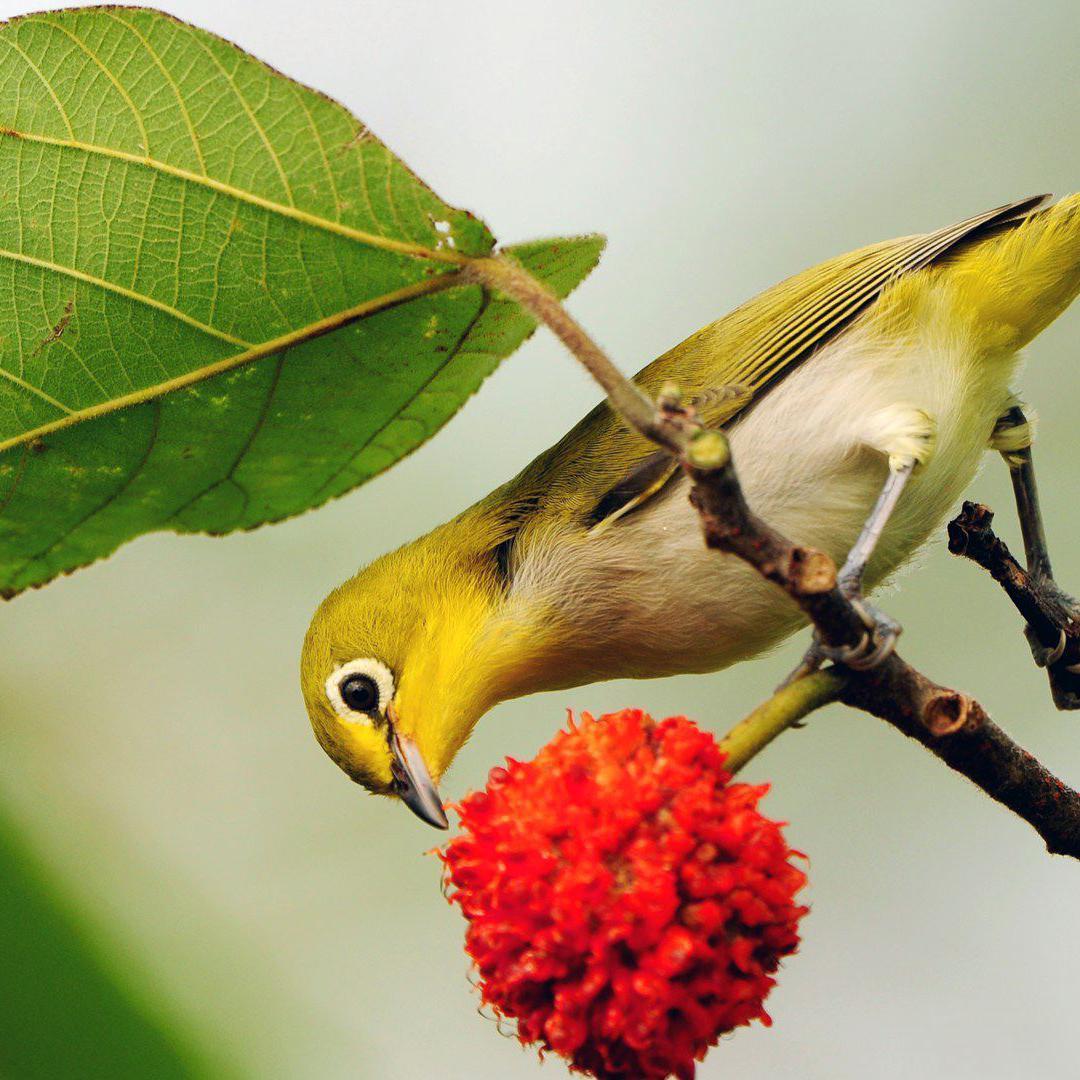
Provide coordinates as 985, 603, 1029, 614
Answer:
302, 194, 1080, 827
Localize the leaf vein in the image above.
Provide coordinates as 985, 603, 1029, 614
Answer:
0, 34, 74, 138
311, 291, 490, 502
0, 363, 73, 415
0, 443, 29, 516
0, 246, 252, 347
169, 351, 286, 529
188, 31, 296, 208
0, 128, 467, 265
30, 15, 151, 154
10, 398, 162, 579
103, 10, 208, 175
289, 81, 340, 223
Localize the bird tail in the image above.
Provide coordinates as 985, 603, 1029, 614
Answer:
944, 192, 1080, 351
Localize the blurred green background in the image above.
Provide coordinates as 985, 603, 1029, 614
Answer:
2, 1, 1079, 1077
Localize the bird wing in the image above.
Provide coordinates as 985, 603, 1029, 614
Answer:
581, 193, 1051, 533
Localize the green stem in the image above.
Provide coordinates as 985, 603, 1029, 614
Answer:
720, 671, 844, 774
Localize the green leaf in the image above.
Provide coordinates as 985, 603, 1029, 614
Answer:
0, 7, 603, 596
0, 798, 230, 1078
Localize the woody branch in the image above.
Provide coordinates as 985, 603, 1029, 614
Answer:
948, 500, 1080, 708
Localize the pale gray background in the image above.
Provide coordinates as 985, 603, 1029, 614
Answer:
2, 1, 1079, 1077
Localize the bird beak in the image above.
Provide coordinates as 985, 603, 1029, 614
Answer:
387, 705, 448, 830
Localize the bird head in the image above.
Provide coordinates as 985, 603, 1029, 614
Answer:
300, 511, 551, 828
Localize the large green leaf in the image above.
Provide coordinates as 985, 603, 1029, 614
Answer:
0, 7, 603, 596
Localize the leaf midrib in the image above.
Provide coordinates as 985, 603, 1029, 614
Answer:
0, 114, 482, 449
5, 286, 494, 585
0, 272, 468, 455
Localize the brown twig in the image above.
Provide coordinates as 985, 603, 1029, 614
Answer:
948, 500, 1080, 709
837, 665, 1080, 858
684, 433, 1080, 858
684, 431, 887, 664
471, 252, 1080, 860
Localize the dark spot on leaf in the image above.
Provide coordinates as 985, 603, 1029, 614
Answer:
33, 298, 74, 356
339, 124, 371, 153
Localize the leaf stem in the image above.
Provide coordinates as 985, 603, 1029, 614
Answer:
462, 255, 685, 454
720, 671, 843, 774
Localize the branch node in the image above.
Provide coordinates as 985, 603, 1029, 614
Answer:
923, 691, 984, 737
948, 500, 1080, 710
657, 382, 684, 410
785, 547, 837, 596
946, 501, 995, 557
686, 429, 730, 471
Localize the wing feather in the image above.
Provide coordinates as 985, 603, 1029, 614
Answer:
580, 195, 1051, 531
691, 195, 1051, 411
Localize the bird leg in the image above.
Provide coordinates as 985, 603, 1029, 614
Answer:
795, 462, 913, 674
783, 406, 934, 685
993, 404, 1053, 578
991, 403, 1080, 707
835, 461, 914, 602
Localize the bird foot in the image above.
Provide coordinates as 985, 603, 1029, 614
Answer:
1023, 576, 1080, 710
779, 594, 902, 689
1026, 577, 1080, 661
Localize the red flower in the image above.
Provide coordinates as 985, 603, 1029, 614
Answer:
441, 709, 807, 1080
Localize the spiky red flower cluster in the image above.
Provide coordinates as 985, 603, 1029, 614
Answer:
441, 709, 807, 1080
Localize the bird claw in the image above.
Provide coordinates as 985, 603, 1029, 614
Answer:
1020, 579, 1080, 710
822, 598, 903, 670
1026, 624, 1068, 670
1020, 576, 1080, 672
1028, 626, 1080, 711
778, 597, 902, 690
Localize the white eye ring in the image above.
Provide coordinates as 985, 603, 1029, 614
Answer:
325, 658, 396, 724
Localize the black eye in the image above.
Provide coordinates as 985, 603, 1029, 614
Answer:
339, 673, 380, 714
